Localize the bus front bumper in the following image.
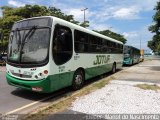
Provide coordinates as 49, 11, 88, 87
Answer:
123, 60, 131, 65
6, 73, 51, 93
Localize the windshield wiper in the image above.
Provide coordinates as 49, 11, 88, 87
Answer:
19, 26, 37, 62
24, 26, 37, 41
21, 25, 37, 48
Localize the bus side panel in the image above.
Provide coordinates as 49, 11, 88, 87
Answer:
116, 61, 123, 69
49, 71, 74, 91
134, 55, 140, 64
85, 63, 113, 80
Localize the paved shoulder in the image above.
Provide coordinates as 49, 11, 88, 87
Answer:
0, 66, 6, 72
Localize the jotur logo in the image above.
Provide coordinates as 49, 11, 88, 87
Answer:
93, 55, 110, 65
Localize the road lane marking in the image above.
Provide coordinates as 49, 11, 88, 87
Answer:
4, 90, 66, 116
139, 65, 160, 67
4, 96, 50, 115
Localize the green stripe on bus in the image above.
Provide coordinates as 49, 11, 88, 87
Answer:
85, 63, 113, 79
6, 64, 113, 93
6, 72, 74, 93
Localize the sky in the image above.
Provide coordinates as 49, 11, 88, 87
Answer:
0, 0, 159, 51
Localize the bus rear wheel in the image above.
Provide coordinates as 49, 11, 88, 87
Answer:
72, 70, 84, 90
131, 60, 134, 65
111, 63, 116, 74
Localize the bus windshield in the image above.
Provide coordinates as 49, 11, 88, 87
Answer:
123, 46, 131, 58
124, 53, 130, 58
8, 18, 52, 65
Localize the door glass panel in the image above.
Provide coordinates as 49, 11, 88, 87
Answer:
53, 25, 73, 65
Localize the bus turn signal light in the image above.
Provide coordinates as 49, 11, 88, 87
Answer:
44, 70, 48, 74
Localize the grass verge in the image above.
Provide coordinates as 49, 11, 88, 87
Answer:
135, 84, 160, 91
23, 75, 115, 120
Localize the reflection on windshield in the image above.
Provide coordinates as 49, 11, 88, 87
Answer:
8, 30, 23, 61
8, 28, 50, 64
124, 54, 130, 58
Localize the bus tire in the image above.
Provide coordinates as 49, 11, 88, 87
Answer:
131, 60, 133, 65
111, 63, 116, 74
72, 70, 84, 90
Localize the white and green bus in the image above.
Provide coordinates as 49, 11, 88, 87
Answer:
123, 45, 140, 65
6, 16, 123, 93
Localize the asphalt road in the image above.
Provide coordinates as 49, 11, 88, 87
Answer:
0, 69, 86, 115
116, 56, 160, 83
0, 71, 43, 114
0, 55, 159, 116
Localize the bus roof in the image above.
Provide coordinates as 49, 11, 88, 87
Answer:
124, 45, 140, 50
15, 16, 123, 45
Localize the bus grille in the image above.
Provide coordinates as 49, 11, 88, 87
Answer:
12, 72, 32, 78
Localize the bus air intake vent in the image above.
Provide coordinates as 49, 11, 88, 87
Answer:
11, 72, 32, 78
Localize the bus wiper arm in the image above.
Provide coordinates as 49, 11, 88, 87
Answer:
21, 26, 37, 47
23, 26, 37, 43
19, 26, 37, 62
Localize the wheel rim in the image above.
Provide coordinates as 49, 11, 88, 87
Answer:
112, 64, 116, 73
75, 74, 82, 85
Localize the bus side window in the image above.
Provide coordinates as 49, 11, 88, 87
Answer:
53, 25, 73, 65
74, 30, 88, 53
78, 38, 85, 52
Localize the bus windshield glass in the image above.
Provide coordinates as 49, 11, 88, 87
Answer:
8, 18, 52, 64
124, 46, 131, 58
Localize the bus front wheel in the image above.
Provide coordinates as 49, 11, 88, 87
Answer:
72, 70, 84, 90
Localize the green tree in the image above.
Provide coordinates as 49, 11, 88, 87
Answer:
0, 8, 23, 54
48, 7, 79, 23
0, 5, 81, 54
148, 1, 160, 52
94, 29, 127, 44
80, 21, 89, 28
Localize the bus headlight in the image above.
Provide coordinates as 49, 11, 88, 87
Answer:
39, 73, 42, 76
34, 72, 46, 79
35, 75, 39, 79
34, 70, 48, 80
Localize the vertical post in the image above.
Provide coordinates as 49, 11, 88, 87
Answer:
81, 8, 88, 23
140, 34, 141, 50
84, 10, 85, 23
0, 31, 3, 55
